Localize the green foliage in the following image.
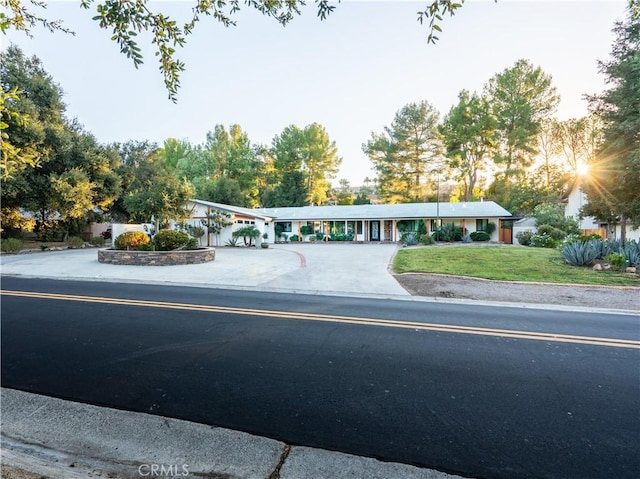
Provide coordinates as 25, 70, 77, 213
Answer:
185, 237, 200, 250
329, 233, 354, 242
114, 231, 150, 250
605, 252, 627, 271
536, 224, 566, 241
136, 243, 154, 251
485, 222, 497, 235
516, 231, 534, 246
186, 224, 205, 238
1, 237, 23, 253
363, 101, 443, 203
153, 229, 190, 251
89, 236, 106, 247
624, 240, 640, 267
400, 232, 419, 246
418, 233, 435, 245
315, 232, 325, 241
561, 241, 599, 266
583, 9, 640, 232
470, 231, 491, 241
300, 225, 313, 235
533, 203, 578, 234
261, 242, 269, 248
432, 224, 464, 242
530, 234, 557, 248
66, 236, 84, 248
439, 90, 497, 202
484, 59, 560, 177
289, 234, 300, 242
225, 236, 240, 247
206, 210, 233, 236
232, 225, 261, 246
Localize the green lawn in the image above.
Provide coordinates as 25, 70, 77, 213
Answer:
393, 245, 640, 287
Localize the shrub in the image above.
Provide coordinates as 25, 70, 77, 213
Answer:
89, 236, 106, 247
153, 230, 190, 251
261, 242, 269, 248
186, 224, 205, 239
1, 238, 23, 254
289, 234, 300, 242
530, 234, 557, 248
605, 252, 626, 271
516, 231, 534, 246
624, 240, 640, 267
432, 224, 463, 242
470, 231, 491, 242
185, 238, 200, 250
418, 234, 435, 245
315, 232, 325, 241
136, 243, 154, 251
115, 231, 150, 250
537, 224, 566, 241
300, 225, 313, 235
561, 241, 598, 266
485, 222, 497, 236
400, 232, 418, 246
66, 236, 84, 248
329, 233, 354, 241
225, 237, 240, 247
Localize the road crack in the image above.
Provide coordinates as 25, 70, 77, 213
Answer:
268, 444, 291, 479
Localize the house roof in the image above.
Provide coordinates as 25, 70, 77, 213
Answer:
256, 201, 512, 221
188, 199, 275, 221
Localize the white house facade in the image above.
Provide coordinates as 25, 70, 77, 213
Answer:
185, 200, 513, 245
564, 181, 640, 242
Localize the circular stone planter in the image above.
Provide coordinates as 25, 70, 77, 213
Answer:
98, 248, 215, 266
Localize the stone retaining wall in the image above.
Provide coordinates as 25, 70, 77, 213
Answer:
98, 248, 215, 266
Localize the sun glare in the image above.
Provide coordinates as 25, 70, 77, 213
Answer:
577, 163, 590, 176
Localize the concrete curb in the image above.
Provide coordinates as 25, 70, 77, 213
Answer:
2, 272, 638, 316
1, 388, 467, 479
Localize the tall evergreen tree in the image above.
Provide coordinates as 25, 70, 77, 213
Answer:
583, 9, 640, 243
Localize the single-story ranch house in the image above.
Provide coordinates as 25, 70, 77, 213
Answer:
187, 199, 514, 246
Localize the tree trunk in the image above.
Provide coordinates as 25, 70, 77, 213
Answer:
620, 215, 626, 247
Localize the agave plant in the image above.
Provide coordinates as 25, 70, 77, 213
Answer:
562, 241, 599, 266
624, 240, 640, 267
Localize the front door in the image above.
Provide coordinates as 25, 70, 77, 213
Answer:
370, 221, 380, 241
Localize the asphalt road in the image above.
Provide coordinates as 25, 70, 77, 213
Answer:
2, 277, 639, 479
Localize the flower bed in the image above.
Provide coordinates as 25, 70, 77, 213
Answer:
98, 248, 215, 266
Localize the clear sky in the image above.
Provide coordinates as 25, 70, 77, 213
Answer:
2, 0, 628, 185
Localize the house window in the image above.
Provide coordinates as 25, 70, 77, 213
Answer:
356, 221, 363, 235
476, 219, 489, 232
275, 222, 292, 233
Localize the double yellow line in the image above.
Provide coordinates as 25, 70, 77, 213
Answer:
2, 290, 639, 349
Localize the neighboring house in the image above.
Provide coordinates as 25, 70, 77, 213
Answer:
563, 180, 640, 242
256, 201, 513, 243
512, 217, 536, 246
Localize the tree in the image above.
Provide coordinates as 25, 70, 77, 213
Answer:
363, 101, 443, 203
1, 0, 483, 101
484, 59, 560, 178
583, 9, 640, 244
439, 90, 497, 202
199, 177, 244, 206
268, 123, 341, 206
1, 46, 121, 237
554, 115, 603, 175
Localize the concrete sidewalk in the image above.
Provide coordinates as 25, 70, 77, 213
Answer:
1, 389, 465, 479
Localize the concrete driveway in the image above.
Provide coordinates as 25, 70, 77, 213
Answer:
0, 243, 409, 297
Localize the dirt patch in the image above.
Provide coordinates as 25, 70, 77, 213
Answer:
394, 273, 640, 312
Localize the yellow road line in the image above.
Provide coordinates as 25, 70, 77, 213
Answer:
2, 290, 639, 349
